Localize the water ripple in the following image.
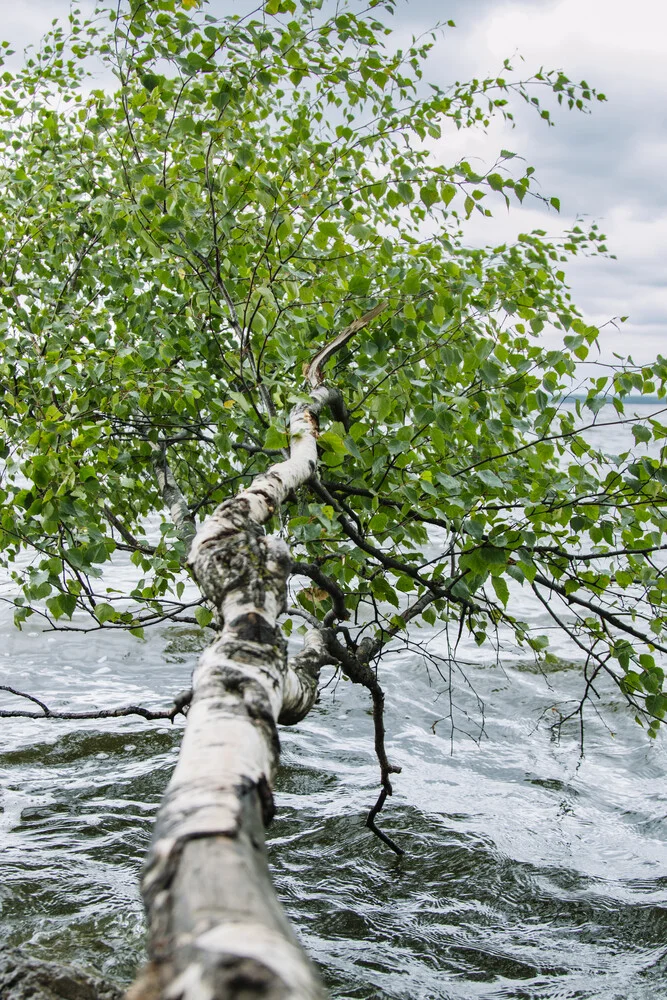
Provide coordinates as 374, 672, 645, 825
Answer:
1, 592, 666, 997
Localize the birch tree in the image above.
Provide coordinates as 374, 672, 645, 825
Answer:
1, 1, 667, 997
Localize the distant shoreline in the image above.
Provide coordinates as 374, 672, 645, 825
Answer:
562, 395, 662, 404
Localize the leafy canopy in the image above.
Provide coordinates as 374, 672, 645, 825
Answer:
1, 0, 666, 734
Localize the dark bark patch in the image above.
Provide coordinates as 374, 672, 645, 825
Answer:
208, 957, 290, 999
251, 487, 276, 514
242, 682, 281, 759
239, 684, 281, 763
235, 775, 275, 828
229, 613, 277, 645
302, 410, 318, 433
197, 667, 281, 760
243, 683, 275, 727
277, 697, 314, 727
256, 774, 276, 826
216, 640, 281, 671
202, 665, 250, 696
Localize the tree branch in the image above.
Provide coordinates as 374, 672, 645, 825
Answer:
291, 562, 350, 624
533, 571, 667, 655
104, 505, 156, 555
151, 445, 197, 548
319, 632, 404, 855
0, 685, 192, 722
304, 301, 388, 387
280, 629, 339, 725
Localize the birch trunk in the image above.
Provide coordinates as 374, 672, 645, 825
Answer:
128, 393, 336, 1000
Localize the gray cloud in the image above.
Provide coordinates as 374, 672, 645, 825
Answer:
404, 0, 667, 364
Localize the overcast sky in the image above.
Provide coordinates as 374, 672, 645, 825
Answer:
3, 0, 666, 366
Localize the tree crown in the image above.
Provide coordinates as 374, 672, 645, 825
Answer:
1, 0, 666, 737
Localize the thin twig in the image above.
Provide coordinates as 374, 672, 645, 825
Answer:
292, 561, 349, 623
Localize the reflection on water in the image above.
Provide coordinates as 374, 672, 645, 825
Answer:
1, 404, 666, 999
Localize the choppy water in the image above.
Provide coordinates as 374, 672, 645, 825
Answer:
1, 404, 666, 999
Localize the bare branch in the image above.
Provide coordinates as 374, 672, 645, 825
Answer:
0, 685, 192, 722
0, 685, 51, 715
284, 606, 320, 628
536, 542, 667, 563
365, 676, 403, 857
319, 631, 404, 855
305, 301, 388, 387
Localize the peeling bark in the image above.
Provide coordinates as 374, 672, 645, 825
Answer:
132, 391, 340, 1000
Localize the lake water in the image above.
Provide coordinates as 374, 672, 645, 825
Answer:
1, 403, 665, 999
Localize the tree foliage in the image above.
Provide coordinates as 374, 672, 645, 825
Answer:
1, 0, 666, 738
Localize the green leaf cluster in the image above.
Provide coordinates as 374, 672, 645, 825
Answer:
0, 0, 664, 733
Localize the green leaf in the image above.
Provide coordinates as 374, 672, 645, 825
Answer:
265, 425, 289, 449
95, 602, 117, 624
195, 606, 214, 628
158, 215, 182, 234
397, 182, 414, 203
46, 593, 78, 621
372, 577, 399, 608
476, 469, 504, 489
441, 183, 456, 206
420, 182, 439, 208
632, 424, 652, 444
492, 575, 510, 606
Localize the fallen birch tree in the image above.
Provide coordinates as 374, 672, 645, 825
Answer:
132, 356, 377, 1000
1, 1, 667, 997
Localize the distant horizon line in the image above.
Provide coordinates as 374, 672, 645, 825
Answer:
562, 394, 662, 404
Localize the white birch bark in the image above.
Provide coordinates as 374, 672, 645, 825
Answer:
129, 390, 338, 1000
152, 446, 197, 546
